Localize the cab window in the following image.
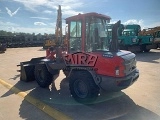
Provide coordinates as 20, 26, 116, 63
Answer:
69, 21, 82, 52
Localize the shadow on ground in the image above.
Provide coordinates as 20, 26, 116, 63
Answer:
2, 76, 159, 120
136, 50, 160, 63
1, 75, 37, 98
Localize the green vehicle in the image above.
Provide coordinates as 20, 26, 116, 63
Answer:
107, 24, 156, 52
119, 28, 139, 51
138, 35, 156, 52
107, 24, 140, 51
120, 24, 157, 52
140, 26, 160, 49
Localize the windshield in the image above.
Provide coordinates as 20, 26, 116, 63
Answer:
85, 17, 110, 52
122, 30, 136, 36
108, 29, 112, 37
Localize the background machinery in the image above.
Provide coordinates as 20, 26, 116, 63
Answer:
18, 5, 139, 104
0, 36, 7, 53
119, 24, 156, 52
108, 24, 157, 52
42, 34, 56, 49
0, 43, 6, 53
0, 34, 44, 48
117, 24, 138, 52
140, 26, 160, 49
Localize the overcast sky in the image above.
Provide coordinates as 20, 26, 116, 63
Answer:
0, 0, 160, 34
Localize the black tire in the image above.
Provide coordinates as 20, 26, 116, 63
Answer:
140, 45, 150, 52
34, 64, 53, 88
144, 49, 150, 52
69, 71, 100, 104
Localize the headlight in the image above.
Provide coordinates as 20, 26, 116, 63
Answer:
132, 38, 137, 43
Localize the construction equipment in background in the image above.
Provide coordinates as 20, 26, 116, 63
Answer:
17, 5, 139, 104
42, 34, 56, 49
0, 34, 44, 48
108, 24, 157, 52
0, 36, 7, 53
107, 24, 140, 51
140, 26, 160, 48
42, 7, 64, 50
108, 24, 140, 52
43, 39, 55, 49
0, 43, 6, 53
119, 24, 157, 52
120, 29, 139, 51
118, 24, 140, 52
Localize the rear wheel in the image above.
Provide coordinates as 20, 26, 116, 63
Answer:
144, 48, 150, 52
69, 71, 100, 104
34, 64, 53, 88
140, 45, 150, 52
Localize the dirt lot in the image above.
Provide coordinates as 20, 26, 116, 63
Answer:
0, 47, 160, 120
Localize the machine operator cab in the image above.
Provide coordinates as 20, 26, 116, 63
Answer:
65, 12, 112, 53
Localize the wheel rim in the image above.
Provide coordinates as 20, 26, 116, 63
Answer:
74, 80, 88, 98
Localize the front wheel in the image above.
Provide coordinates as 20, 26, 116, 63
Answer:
69, 71, 100, 104
34, 64, 53, 88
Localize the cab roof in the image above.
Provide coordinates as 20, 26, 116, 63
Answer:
65, 12, 111, 23
123, 29, 135, 32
